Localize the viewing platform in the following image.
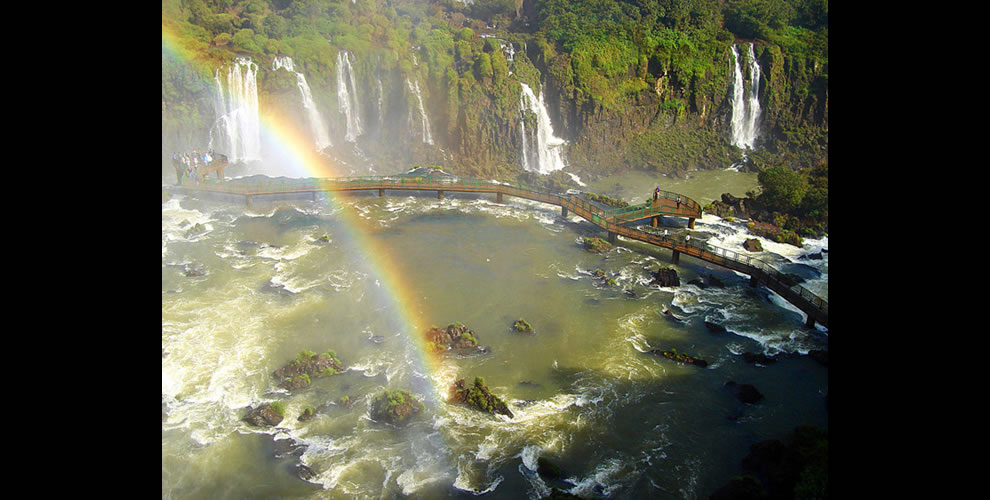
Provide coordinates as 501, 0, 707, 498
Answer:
170, 173, 827, 329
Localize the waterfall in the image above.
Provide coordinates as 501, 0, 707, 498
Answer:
377, 71, 385, 128
336, 51, 362, 142
730, 44, 762, 150
406, 78, 433, 145
519, 83, 566, 174
272, 56, 332, 151
210, 57, 261, 162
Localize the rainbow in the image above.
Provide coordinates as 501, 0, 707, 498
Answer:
163, 21, 451, 403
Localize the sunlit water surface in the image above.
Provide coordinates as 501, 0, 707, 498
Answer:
162, 168, 827, 499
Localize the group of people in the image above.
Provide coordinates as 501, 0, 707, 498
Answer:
171, 150, 217, 185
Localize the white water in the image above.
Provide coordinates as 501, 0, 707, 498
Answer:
337, 51, 363, 142
210, 57, 261, 162
407, 79, 434, 145
377, 73, 385, 128
519, 83, 567, 174
730, 44, 761, 150
273, 56, 332, 151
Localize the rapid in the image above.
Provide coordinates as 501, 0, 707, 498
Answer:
162, 166, 827, 499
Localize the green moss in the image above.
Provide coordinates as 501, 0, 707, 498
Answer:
513, 319, 532, 332
269, 401, 286, 418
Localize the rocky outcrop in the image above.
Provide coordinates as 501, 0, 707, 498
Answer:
736, 426, 828, 500
273, 350, 345, 391
725, 381, 764, 404
243, 402, 285, 427
512, 319, 533, 333
705, 321, 728, 333
426, 323, 489, 355
688, 274, 725, 289
591, 268, 618, 287
743, 238, 763, 252
369, 389, 425, 426
448, 377, 513, 418
583, 237, 612, 254
649, 348, 708, 367
651, 266, 680, 287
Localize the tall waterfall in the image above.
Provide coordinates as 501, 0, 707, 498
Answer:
272, 56, 332, 151
730, 44, 762, 150
406, 78, 433, 145
519, 83, 566, 174
336, 51, 362, 142
211, 57, 261, 162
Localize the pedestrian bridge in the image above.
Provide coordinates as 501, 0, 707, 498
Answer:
172, 174, 827, 329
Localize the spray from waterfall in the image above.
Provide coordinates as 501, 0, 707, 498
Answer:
210, 57, 261, 162
337, 51, 362, 142
730, 44, 762, 150
407, 78, 433, 145
519, 83, 566, 174
273, 56, 332, 151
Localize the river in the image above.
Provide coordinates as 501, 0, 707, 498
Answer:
162, 165, 827, 499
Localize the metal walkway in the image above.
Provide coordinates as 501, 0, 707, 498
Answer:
172, 174, 827, 328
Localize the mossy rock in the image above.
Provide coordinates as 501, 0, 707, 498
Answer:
369, 389, 425, 426
273, 349, 345, 391
583, 237, 612, 254
649, 348, 708, 367
448, 377, 513, 418
425, 323, 487, 354
243, 401, 285, 427
512, 319, 533, 333
743, 238, 763, 252
184, 223, 207, 238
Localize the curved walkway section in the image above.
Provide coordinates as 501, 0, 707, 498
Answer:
173, 174, 827, 328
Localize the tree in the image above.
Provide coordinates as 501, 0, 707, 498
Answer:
757, 166, 807, 213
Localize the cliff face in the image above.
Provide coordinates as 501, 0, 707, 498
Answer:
161, 2, 827, 181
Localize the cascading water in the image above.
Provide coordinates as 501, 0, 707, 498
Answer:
407, 78, 434, 145
337, 51, 362, 142
730, 44, 762, 150
210, 57, 261, 162
273, 56, 332, 151
519, 83, 566, 174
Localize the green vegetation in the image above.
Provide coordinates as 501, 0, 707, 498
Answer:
461, 330, 478, 346
513, 318, 532, 332
269, 401, 286, 418
583, 237, 612, 254
164, 0, 826, 205
370, 388, 426, 425
586, 192, 629, 208
449, 376, 513, 418
753, 163, 827, 238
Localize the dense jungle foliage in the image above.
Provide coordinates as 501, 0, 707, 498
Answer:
163, 0, 827, 229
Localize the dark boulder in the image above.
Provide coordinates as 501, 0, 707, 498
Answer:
243, 402, 285, 427
726, 381, 764, 404
705, 321, 728, 333
742, 352, 778, 365
651, 266, 680, 287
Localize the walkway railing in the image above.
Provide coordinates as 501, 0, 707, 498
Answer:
175, 174, 827, 327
